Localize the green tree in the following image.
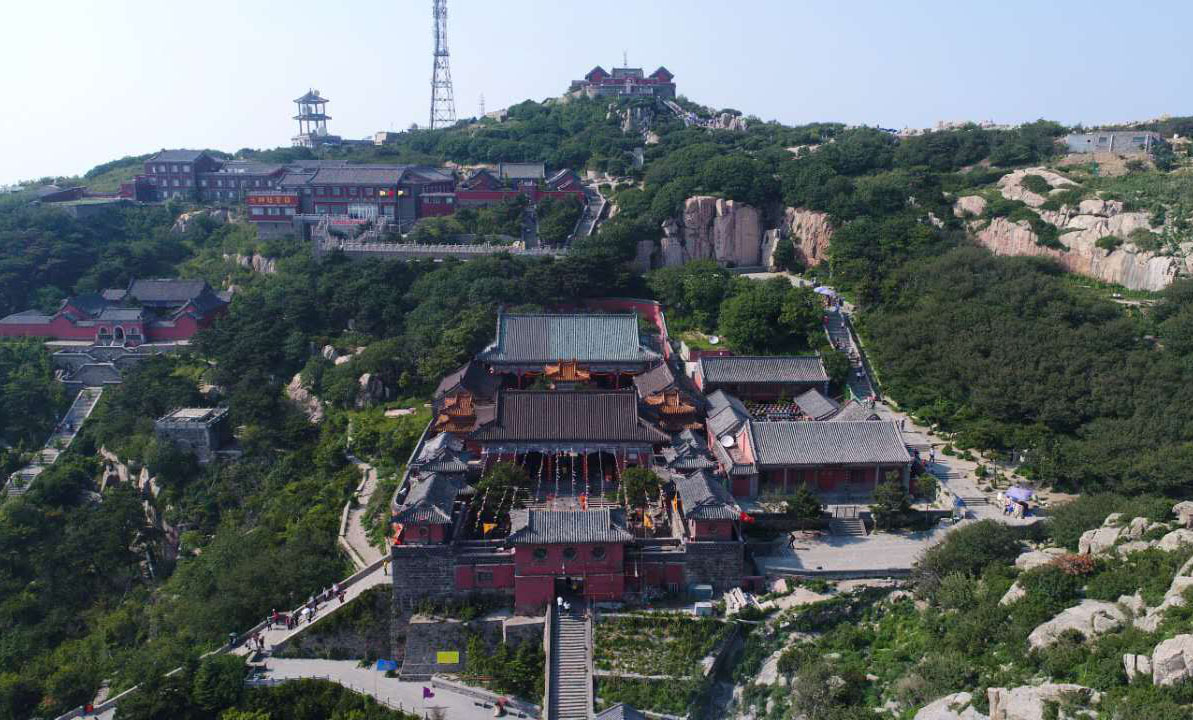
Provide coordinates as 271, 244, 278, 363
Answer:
782, 486, 824, 522
620, 467, 661, 506
870, 478, 911, 530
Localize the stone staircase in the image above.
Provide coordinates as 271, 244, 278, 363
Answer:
548, 607, 592, 720
824, 309, 875, 400
829, 516, 868, 537
5, 387, 102, 498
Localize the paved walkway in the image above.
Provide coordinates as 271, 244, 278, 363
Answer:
257, 659, 497, 720
344, 455, 385, 568
231, 564, 390, 658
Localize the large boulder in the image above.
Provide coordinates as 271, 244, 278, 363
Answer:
355, 373, 389, 409
1152, 634, 1193, 686
999, 581, 1026, 606
1014, 548, 1066, 571
1116, 540, 1157, 557
171, 208, 231, 234
1173, 501, 1193, 529
987, 684, 1099, 720
915, 692, 987, 720
1027, 600, 1127, 650
1126, 516, 1150, 540
285, 373, 324, 424
1124, 653, 1152, 683
1158, 529, 1193, 552
1078, 526, 1122, 555
953, 195, 987, 218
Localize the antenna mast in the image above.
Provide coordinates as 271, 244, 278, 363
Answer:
429, 0, 457, 129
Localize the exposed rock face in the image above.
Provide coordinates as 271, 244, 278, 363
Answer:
223, 253, 277, 274
356, 373, 389, 409
1127, 516, 1150, 539
1152, 634, 1193, 686
709, 113, 749, 131
1027, 600, 1127, 649
1078, 526, 1122, 555
321, 344, 340, 361
1174, 501, 1193, 529
997, 168, 1078, 208
172, 208, 231, 234
1124, 653, 1153, 683
986, 684, 1099, 720
962, 170, 1184, 291
659, 196, 765, 267
783, 207, 834, 268
285, 373, 324, 424
1014, 548, 1066, 571
999, 581, 1026, 606
972, 217, 1180, 292
1158, 529, 1193, 552
954, 195, 987, 218
915, 692, 987, 720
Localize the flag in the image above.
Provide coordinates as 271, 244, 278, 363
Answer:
482, 522, 497, 535
671, 495, 679, 512
739, 511, 755, 523
643, 513, 654, 529
423, 687, 435, 699
579, 493, 588, 510
376, 659, 398, 671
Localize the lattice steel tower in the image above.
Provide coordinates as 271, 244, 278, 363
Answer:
429, 0, 456, 129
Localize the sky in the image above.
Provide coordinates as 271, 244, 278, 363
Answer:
1, 0, 1191, 184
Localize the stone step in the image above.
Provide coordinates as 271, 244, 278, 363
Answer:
829, 517, 867, 537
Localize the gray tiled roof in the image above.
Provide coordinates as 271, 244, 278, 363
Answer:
675, 470, 739, 520
0, 310, 53, 324
308, 166, 411, 186
65, 292, 107, 316
632, 362, 675, 398
595, 704, 646, 720
279, 172, 314, 187
471, 391, 669, 444
66, 363, 122, 386
829, 401, 880, 422
794, 389, 840, 421
395, 473, 462, 524
128, 279, 210, 305
664, 430, 716, 471
434, 361, 501, 401
150, 149, 209, 163
481, 313, 658, 365
414, 433, 469, 474
507, 509, 633, 545
749, 421, 911, 468
706, 390, 750, 438
699, 355, 828, 385
96, 307, 145, 322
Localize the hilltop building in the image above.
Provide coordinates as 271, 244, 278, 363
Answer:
292, 90, 341, 148
568, 66, 676, 99
1064, 131, 1161, 155
154, 407, 230, 463
0, 278, 229, 345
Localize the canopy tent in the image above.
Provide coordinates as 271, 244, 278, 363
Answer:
1006, 486, 1034, 502
813, 286, 837, 297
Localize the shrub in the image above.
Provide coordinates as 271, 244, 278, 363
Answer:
1128, 227, 1163, 252
1021, 174, 1053, 195
936, 572, 976, 609
912, 520, 1024, 597
1096, 235, 1123, 252
870, 479, 911, 530
1046, 494, 1171, 550
1018, 565, 1084, 610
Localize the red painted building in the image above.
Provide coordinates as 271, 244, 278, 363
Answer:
0, 279, 229, 345
508, 510, 633, 609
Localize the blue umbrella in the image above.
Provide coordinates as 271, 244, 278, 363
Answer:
1006, 486, 1034, 502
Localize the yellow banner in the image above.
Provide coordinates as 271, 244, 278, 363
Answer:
437, 651, 460, 664
482, 523, 497, 535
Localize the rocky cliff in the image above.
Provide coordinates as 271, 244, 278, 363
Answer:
782, 207, 834, 268
659, 196, 765, 267
223, 253, 278, 274
959, 167, 1190, 291
646, 198, 833, 272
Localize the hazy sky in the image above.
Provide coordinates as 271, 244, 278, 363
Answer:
2, 0, 1190, 184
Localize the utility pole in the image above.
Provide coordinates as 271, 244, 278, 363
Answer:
429, 0, 456, 130
479, 93, 485, 118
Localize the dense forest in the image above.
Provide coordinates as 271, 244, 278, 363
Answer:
2, 93, 1193, 717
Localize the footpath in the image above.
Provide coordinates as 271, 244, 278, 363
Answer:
342, 454, 385, 568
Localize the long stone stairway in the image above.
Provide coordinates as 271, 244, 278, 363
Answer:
824, 309, 875, 401
5, 387, 102, 498
548, 607, 593, 720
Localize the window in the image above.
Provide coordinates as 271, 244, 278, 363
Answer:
591, 546, 606, 560
185, 179, 192, 187
251, 207, 264, 216
349, 187, 358, 196
254, 180, 260, 187
562, 547, 577, 561
199, 179, 207, 187
156, 164, 165, 172
172, 179, 180, 187
533, 547, 548, 560
171, 164, 179, 172
182, 164, 190, 172
477, 571, 494, 582
418, 526, 429, 536
285, 208, 295, 216
333, 187, 342, 196
303, 188, 312, 196
365, 187, 374, 196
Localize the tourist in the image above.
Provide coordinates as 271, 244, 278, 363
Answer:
271, 609, 279, 628
338, 590, 346, 604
